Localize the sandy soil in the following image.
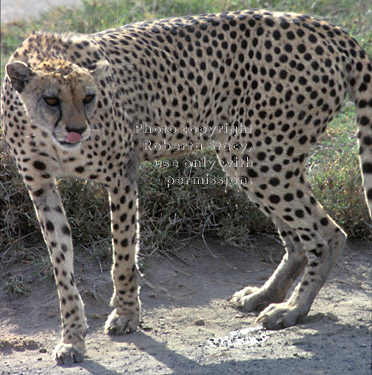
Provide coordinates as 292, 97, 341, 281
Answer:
0, 238, 371, 375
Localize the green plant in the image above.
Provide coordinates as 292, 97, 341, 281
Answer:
2, 276, 29, 297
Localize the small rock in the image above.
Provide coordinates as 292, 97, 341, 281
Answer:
326, 313, 338, 321
194, 319, 205, 326
47, 310, 58, 318
292, 340, 306, 346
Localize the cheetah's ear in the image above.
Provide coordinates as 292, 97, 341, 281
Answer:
6, 61, 35, 93
90, 59, 110, 78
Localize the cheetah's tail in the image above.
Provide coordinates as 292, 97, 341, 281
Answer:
350, 52, 372, 218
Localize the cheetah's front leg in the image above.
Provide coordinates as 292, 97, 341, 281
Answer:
29, 182, 88, 364
104, 176, 140, 335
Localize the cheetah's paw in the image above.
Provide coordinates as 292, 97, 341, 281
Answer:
54, 340, 86, 365
104, 308, 139, 335
230, 286, 268, 312
255, 302, 304, 329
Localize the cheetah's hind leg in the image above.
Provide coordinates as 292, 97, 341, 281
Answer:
254, 189, 346, 329
230, 215, 307, 312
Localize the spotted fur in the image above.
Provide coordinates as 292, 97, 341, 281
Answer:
1, 9, 372, 364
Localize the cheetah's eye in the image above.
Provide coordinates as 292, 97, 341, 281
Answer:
83, 94, 95, 104
44, 97, 60, 106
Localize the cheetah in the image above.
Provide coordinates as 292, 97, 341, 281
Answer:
1, 9, 372, 364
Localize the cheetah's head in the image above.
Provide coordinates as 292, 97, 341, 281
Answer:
6, 59, 107, 149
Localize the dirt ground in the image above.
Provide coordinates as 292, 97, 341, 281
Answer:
0, 237, 371, 375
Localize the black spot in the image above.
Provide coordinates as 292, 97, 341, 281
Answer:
280, 19, 290, 29
284, 193, 294, 201
75, 166, 85, 173
274, 146, 283, 155
257, 152, 266, 161
295, 209, 304, 218
265, 40, 272, 49
269, 177, 280, 186
273, 30, 281, 40
358, 100, 367, 108
366, 188, 372, 200
257, 27, 264, 36
315, 46, 324, 55
279, 54, 288, 63
308, 34, 317, 43
299, 135, 308, 144
360, 117, 370, 126
33, 161, 46, 170
362, 163, 372, 174
297, 44, 306, 53
273, 164, 282, 172
269, 195, 280, 204
320, 217, 329, 226
284, 44, 292, 53
279, 70, 287, 79
46, 221, 55, 232
301, 234, 311, 241
297, 190, 304, 198
359, 83, 368, 92
363, 74, 371, 83
59, 225, 70, 236
265, 18, 275, 27
247, 168, 258, 178
34, 188, 44, 197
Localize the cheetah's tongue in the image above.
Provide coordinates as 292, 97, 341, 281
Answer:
66, 132, 82, 144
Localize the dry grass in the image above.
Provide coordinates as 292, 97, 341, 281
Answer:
0, 140, 273, 265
